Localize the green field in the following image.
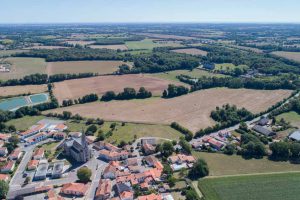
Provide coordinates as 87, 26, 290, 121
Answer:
215, 63, 248, 72
66, 120, 183, 144
5, 115, 44, 131
193, 152, 300, 176
125, 39, 180, 50
198, 172, 300, 200
0, 50, 28, 57
0, 57, 47, 80
153, 69, 227, 82
276, 111, 300, 128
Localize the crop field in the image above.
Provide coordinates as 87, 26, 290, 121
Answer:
89, 44, 128, 50
53, 74, 183, 103
276, 111, 300, 128
230, 45, 263, 53
0, 84, 47, 97
125, 39, 180, 50
25, 45, 69, 50
48, 88, 291, 132
171, 48, 208, 56
66, 40, 95, 46
46, 60, 126, 75
0, 57, 47, 80
138, 33, 195, 40
0, 49, 29, 57
198, 172, 300, 200
272, 51, 300, 62
193, 151, 300, 176
153, 69, 227, 82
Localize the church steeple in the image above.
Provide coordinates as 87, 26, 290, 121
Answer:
81, 127, 87, 146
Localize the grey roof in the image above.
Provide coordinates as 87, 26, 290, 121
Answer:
34, 163, 48, 178
116, 182, 132, 194
52, 161, 64, 175
252, 125, 275, 136
289, 130, 300, 141
258, 117, 269, 125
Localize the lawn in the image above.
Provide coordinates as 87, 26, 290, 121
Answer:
198, 172, 300, 200
66, 120, 183, 144
153, 69, 227, 82
125, 39, 177, 50
215, 63, 248, 72
5, 115, 44, 131
276, 111, 300, 128
193, 151, 300, 176
0, 57, 47, 80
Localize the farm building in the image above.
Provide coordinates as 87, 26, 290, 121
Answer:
289, 130, 300, 141
257, 117, 270, 126
252, 125, 276, 137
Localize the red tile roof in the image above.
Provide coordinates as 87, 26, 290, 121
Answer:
33, 148, 45, 157
138, 193, 162, 200
0, 174, 10, 181
61, 183, 89, 195
95, 179, 111, 198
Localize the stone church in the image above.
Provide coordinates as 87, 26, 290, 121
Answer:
63, 132, 92, 163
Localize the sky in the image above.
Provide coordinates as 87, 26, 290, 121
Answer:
0, 0, 300, 24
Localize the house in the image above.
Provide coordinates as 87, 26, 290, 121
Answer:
252, 125, 276, 137
144, 155, 158, 167
33, 148, 45, 160
289, 130, 300, 141
98, 149, 128, 161
63, 132, 92, 163
168, 154, 195, 164
1, 160, 15, 173
95, 179, 112, 200
0, 147, 8, 157
258, 117, 270, 126
0, 140, 4, 148
0, 133, 11, 141
32, 132, 48, 144
0, 174, 10, 182
52, 161, 64, 179
60, 183, 89, 197
19, 124, 45, 139
53, 132, 66, 140
9, 148, 22, 160
27, 160, 39, 170
120, 191, 134, 200
116, 182, 132, 195
94, 141, 120, 152
143, 143, 156, 155
47, 189, 65, 200
138, 193, 162, 200
34, 162, 49, 180
202, 63, 215, 70
125, 157, 138, 166
53, 123, 68, 132
103, 161, 119, 179
202, 137, 225, 150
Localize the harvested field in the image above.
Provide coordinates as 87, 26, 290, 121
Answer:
0, 84, 47, 97
66, 40, 95, 46
138, 33, 195, 40
0, 49, 29, 57
230, 45, 263, 53
25, 45, 69, 50
0, 57, 47, 80
89, 44, 128, 50
272, 51, 300, 63
171, 48, 208, 56
53, 74, 184, 103
48, 88, 291, 132
46, 60, 126, 75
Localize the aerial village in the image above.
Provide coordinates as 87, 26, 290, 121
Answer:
0, 113, 299, 200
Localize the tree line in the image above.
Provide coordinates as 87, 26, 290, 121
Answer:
162, 84, 189, 98
101, 87, 152, 101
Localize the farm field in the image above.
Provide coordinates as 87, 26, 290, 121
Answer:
0, 84, 47, 97
0, 57, 47, 80
171, 48, 208, 56
198, 172, 300, 200
230, 45, 263, 53
89, 44, 128, 50
47, 88, 291, 132
193, 151, 300, 176
52, 74, 183, 103
276, 111, 300, 128
125, 39, 180, 50
0, 49, 28, 57
138, 33, 195, 40
153, 69, 227, 82
272, 51, 300, 62
25, 45, 69, 50
66, 40, 95, 46
46, 60, 126, 75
